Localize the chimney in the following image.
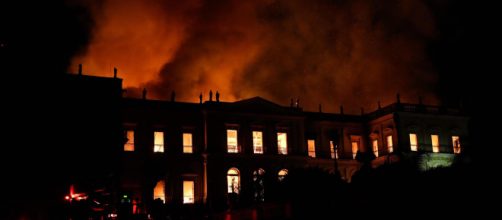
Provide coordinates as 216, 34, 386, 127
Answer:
296, 99, 300, 108
78, 64, 82, 75
142, 88, 147, 100
396, 93, 401, 104
113, 67, 117, 78
340, 105, 344, 115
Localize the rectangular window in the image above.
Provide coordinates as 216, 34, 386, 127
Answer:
308, 139, 316, 158
372, 139, 379, 157
252, 131, 263, 154
409, 133, 418, 152
452, 136, 461, 154
183, 181, 195, 204
153, 180, 165, 203
227, 129, 238, 153
183, 133, 193, 153
154, 131, 164, 153
330, 141, 338, 159
386, 135, 393, 153
431, 134, 439, 153
351, 136, 361, 159
124, 130, 134, 151
351, 141, 359, 159
277, 132, 288, 155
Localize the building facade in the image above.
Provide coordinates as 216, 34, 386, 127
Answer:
61, 73, 469, 217
119, 94, 469, 214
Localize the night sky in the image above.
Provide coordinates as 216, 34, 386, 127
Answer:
0, 0, 493, 112
0, 0, 497, 218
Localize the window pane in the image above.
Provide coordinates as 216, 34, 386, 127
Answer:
387, 135, 393, 153
452, 136, 461, 154
154, 132, 164, 153
227, 129, 238, 153
329, 141, 337, 159
409, 133, 418, 151
124, 130, 134, 151
227, 168, 240, 194
431, 135, 439, 153
308, 139, 316, 158
253, 131, 263, 154
153, 180, 165, 203
183, 133, 193, 153
277, 132, 288, 155
372, 139, 379, 157
183, 181, 194, 204
278, 169, 288, 181
351, 141, 359, 159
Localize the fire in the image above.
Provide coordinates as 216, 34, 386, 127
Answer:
71, 0, 440, 112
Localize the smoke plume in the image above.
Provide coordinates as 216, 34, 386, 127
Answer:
71, 0, 439, 113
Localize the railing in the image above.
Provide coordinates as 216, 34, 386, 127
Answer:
365, 103, 465, 118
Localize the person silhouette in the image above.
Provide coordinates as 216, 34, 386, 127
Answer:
209, 90, 213, 102
199, 93, 203, 104
216, 91, 220, 102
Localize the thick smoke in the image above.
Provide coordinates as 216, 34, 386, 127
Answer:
72, 0, 439, 113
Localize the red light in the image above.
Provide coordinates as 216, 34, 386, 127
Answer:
65, 195, 70, 200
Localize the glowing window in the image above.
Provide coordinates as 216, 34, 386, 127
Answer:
452, 136, 461, 154
154, 131, 164, 153
124, 130, 134, 151
431, 134, 439, 153
183, 181, 194, 204
351, 136, 360, 159
277, 132, 288, 155
153, 180, 165, 203
386, 135, 393, 153
330, 141, 338, 159
308, 139, 316, 157
278, 169, 288, 181
227, 129, 238, 153
372, 139, 379, 157
253, 131, 263, 154
183, 133, 193, 153
227, 168, 240, 194
409, 133, 418, 151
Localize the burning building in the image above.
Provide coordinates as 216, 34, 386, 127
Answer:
63, 71, 469, 218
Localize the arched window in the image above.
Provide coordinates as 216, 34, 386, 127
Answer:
153, 180, 165, 203
253, 168, 265, 202
278, 169, 288, 182
227, 168, 240, 194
